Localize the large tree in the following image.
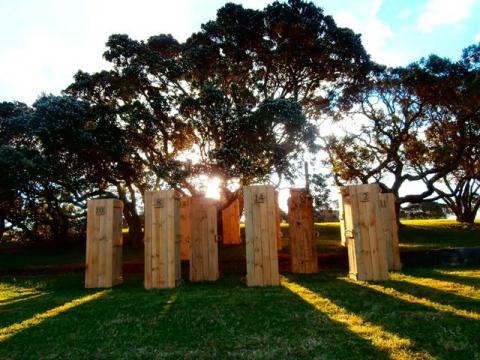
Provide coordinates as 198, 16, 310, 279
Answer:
180, 0, 373, 203
408, 45, 480, 222
324, 44, 480, 222
0, 99, 90, 244
324, 66, 455, 213
62, 0, 373, 234
3, 0, 375, 244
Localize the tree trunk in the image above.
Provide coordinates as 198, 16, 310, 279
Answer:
117, 184, 144, 247
121, 202, 143, 247
456, 211, 476, 224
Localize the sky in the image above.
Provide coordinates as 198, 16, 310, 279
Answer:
1, 0, 479, 105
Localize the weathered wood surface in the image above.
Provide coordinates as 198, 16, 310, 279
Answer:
288, 189, 318, 273
222, 198, 241, 245
244, 185, 280, 286
340, 184, 389, 281
338, 188, 347, 247
275, 190, 283, 250
144, 190, 181, 289
85, 199, 123, 288
379, 193, 402, 271
189, 196, 219, 282
179, 196, 190, 260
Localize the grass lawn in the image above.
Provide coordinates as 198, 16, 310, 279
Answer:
0, 219, 478, 271
399, 219, 480, 249
1, 268, 479, 359
312, 219, 480, 252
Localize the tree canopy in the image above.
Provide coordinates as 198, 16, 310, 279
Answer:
2, 0, 377, 244
324, 43, 480, 222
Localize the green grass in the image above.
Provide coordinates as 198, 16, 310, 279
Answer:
303, 219, 480, 252
1, 268, 479, 359
312, 219, 480, 252
1, 219, 479, 271
399, 219, 480, 249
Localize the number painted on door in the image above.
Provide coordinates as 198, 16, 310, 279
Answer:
360, 192, 369, 202
255, 193, 265, 203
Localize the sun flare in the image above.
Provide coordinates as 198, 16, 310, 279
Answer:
205, 177, 221, 200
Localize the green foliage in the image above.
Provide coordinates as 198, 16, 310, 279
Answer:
73, 0, 371, 194
403, 47, 480, 223
0, 97, 125, 245
309, 173, 333, 221
324, 44, 480, 218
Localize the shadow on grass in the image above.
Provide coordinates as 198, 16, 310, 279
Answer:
0, 274, 391, 359
295, 275, 480, 360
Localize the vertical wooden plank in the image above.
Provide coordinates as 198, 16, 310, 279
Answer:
189, 196, 219, 282
112, 200, 123, 285
99, 199, 108, 287
298, 192, 307, 272
188, 197, 198, 282
388, 194, 402, 271
304, 191, 318, 273
267, 187, 280, 285
166, 191, 175, 287
244, 187, 255, 286
244, 185, 279, 286
180, 197, 190, 260
253, 186, 264, 286
380, 193, 402, 271
222, 198, 241, 245
373, 187, 388, 280
104, 200, 113, 287
164, 192, 171, 287
201, 201, 209, 280
96, 199, 105, 287
363, 185, 381, 279
85, 199, 123, 288
260, 186, 272, 284
367, 185, 385, 280
288, 191, 299, 272
85, 201, 95, 288
208, 203, 219, 280
274, 191, 282, 250
144, 192, 153, 289
153, 193, 161, 287
289, 189, 318, 274
144, 190, 180, 289
338, 189, 347, 246
379, 193, 392, 269
349, 186, 368, 280
341, 188, 358, 279
174, 196, 182, 284
151, 191, 159, 288
343, 184, 389, 281
375, 200, 389, 280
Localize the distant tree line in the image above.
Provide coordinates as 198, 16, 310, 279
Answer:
399, 201, 451, 220
1, 0, 478, 246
